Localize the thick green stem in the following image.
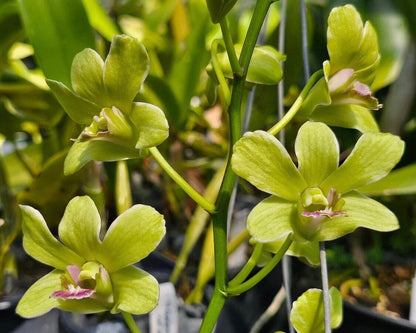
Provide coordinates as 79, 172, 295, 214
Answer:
121, 311, 141, 333
149, 147, 215, 213
225, 236, 292, 295
199, 287, 227, 333
268, 69, 323, 136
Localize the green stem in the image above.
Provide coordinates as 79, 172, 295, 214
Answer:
121, 311, 141, 333
149, 147, 216, 214
220, 18, 243, 77
267, 69, 323, 136
228, 243, 263, 287
225, 236, 292, 296
199, 287, 227, 333
211, 39, 231, 104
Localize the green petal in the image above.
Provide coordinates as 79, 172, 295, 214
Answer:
57, 297, 110, 314
297, 74, 330, 117
232, 131, 306, 201
71, 48, 106, 106
130, 102, 169, 148
47, 79, 101, 124
110, 265, 159, 314
64, 140, 140, 175
314, 191, 399, 242
103, 35, 149, 113
20, 205, 84, 270
327, 5, 379, 77
310, 104, 379, 133
295, 122, 339, 186
100, 205, 166, 272
321, 132, 404, 194
247, 196, 296, 243
58, 196, 102, 261
16, 270, 62, 318
265, 238, 320, 266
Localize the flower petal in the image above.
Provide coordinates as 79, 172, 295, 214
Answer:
20, 205, 84, 270
295, 122, 339, 186
264, 238, 320, 266
100, 205, 166, 272
232, 131, 306, 201
58, 196, 102, 261
64, 140, 141, 175
247, 196, 296, 243
130, 102, 169, 148
103, 35, 149, 113
47, 79, 101, 124
313, 191, 399, 242
71, 48, 106, 106
16, 270, 62, 318
57, 298, 111, 313
321, 132, 404, 194
110, 265, 159, 314
310, 104, 379, 133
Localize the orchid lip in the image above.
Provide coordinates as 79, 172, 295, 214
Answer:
51, 285, 95, 300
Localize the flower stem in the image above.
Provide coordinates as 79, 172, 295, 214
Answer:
149, 147, 216, 213
268, 69, 323, 136
225, 235, 292, 295
220, 18, 243, 77
320, 242, 331, 333
122, 311, 141, 333
211, 39, 231, 104
228, 243, 264, 287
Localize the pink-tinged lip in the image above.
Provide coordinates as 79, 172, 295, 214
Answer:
302, 209, 346, 218
51, 286, 95, 300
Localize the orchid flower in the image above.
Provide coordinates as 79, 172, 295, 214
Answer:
16, 196, 165, 317
231, 122, 404, 264
298, 5, 381, 133
47, 35, 169, 175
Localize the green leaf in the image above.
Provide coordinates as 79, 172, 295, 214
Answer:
314, 191, 399, 242
247, 196, 295, 243
310, 104, 379, 133
321, 132, 404, 194
17, 0, 95, 87
20, 205, 84, 270
100, 204, 165, 272
64, 140, 139, 175
103, 35, 149, 113
232, 131, 306, 201
206, 0, 237, 23
16, 270, 62, 318
81, 0, 120, 41
110, 266, 159, 314
295, 122, 339, 186
358, 163, 416, 196
290, 287, 343, 333
58, 196, 102, 261
47, 79, 100, 124
71, 48, 106, 106
130, 102, 169, 148
327, 5, 379, 81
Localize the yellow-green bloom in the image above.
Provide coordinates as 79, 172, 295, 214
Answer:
16, 196, 165, 317
47, 35, 169, 175
232, 122, 404, 264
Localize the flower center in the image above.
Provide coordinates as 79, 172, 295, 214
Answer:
51, 261, 112, 301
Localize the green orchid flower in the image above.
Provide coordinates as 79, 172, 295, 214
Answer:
47, 34, 169, 175
231, 122, 404, 264
16, 196, 166, 318
298, 5, 381, 133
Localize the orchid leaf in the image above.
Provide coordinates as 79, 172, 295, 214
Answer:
47, 79, 101, 124
103, 34, 149, 113
16, 270, 62, 318
20, 205, 84, 270
295, 122, 339, 187
247, 196, 295, 243
58, 196, 102, 261
100, 205, 165, 272
290, 287, 343, 333
111, 265, 159, 314
358, 163, 416, 196
130, 102, 169, 148
321, 132, 404, 194
232, 131, 306, 201
71, 48, 105, 106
